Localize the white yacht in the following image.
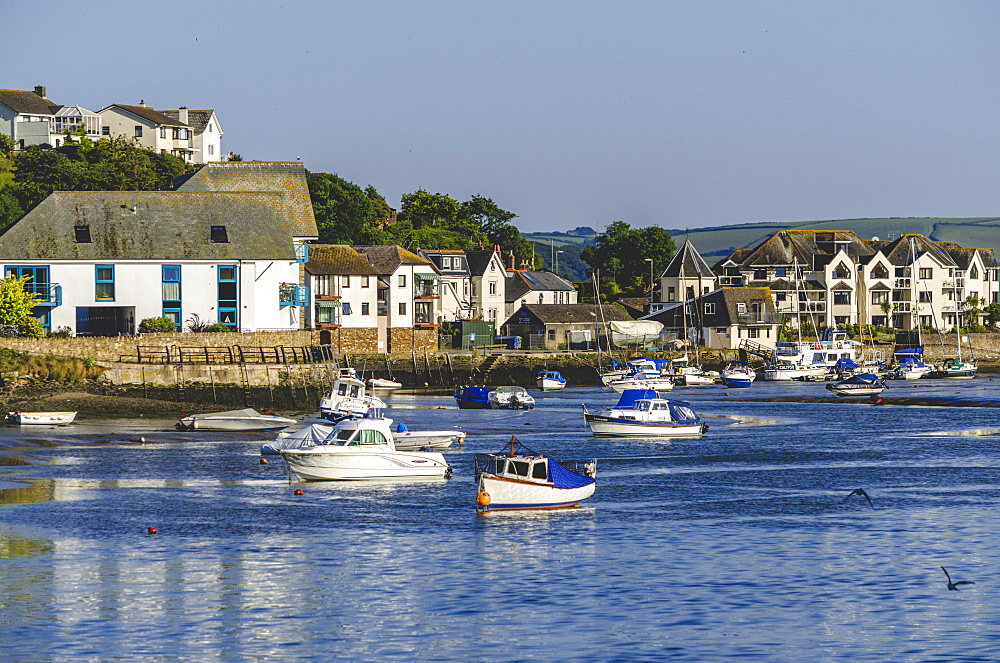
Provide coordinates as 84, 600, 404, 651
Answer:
583, 394, 706, 437
488, 386, 536, 410
319, 368, 386, 419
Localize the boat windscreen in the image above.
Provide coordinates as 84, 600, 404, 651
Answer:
548, 458, 595, 489
667, 403, 701, 424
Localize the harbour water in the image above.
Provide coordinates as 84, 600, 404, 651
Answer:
2, 380, 1000, 661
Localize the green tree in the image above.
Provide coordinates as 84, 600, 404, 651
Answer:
581, 221, 676, 296
984, 302, 1000, 327
307, 172, 375, 244
0, 275, 41, 335
365, 185, 394, 225
398, 189, 459, 229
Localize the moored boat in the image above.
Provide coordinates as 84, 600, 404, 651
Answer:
474, 436, 596, 511
826, 373, 886, 397
454, 386, 491, 409
925, 357, 977, 379
368, 377, 403, 389
177, 408, 295, 431
262, 419, 464, 454
319, 368, 386, 419
583, 390, 707, 437
489, 386, 536, 410
536, 370, 567, 391
606, 371, 674, 392
7, 411, 77, 425
721, 361, 755, 388
279, 416, 451, 481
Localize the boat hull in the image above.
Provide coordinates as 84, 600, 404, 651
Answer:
477, 474, 595, 511
761, 366, 828, 381
8, 411, 77, 425
584, 413, 705, 437
392, 430, 465, 450
722, 377, 753, 388
607, 379, 673, 392
537, 378, 566, 391
827, 386, 884, 397
281, 448, 450, 481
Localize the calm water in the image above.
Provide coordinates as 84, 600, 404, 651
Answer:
2, 379, 1000, 661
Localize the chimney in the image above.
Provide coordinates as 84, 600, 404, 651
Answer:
33, 85, 46, 98
178, 106, 189, 124
139, 99, 146, 108
519, 260, 531, 270
506, 251, 516, 271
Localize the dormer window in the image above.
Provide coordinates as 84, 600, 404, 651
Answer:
211, 225, 229, 243
74, 225, 92, 243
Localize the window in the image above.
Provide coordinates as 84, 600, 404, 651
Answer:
74, 225, 91, 243
207, 145, 214, 155
547, 329, 556, 341
134, 126, 143, 137
218, 265, 238, 328
871, 264, 889, 279
747, 328, 760, 338
211, 225, 228, 243
342, 302, 352, 315
471, 283, 477, 297
737, 302, 746, 314
531, 462, 547, 480
918, 291, 932, 303
872, 290, 889, 304
361, 276, 369, 288
102, 126, 110, 136
489, 281, 497, 295
776, 292, 787, 302
667, 286, 676, 302
919, 267, 932, 280
776, 267, 787, 277
753, 269, 767, 280
833, 291, 851, 305
159, 127, 166, 139
398, 302, 407, 316
316, 301, 339, 324
162, 265, 181, 330
895, 267, 906, 277
704, 303, 715, 314
441, 256, 451, 269
361, 302, 370, 315
343, 275, 350, 288
398, 274, 406, 287
971, 265, 979, 279
95, 265, 115, 300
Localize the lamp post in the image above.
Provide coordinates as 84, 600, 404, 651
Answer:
556, 250, 564, 275
645, 258, 654, 301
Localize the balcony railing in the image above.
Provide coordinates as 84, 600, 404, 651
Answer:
26, 283, 62, 307
894, 278, 911, 288
295, 242, 310, 263
414, 275, 440, 298
279, 283, 309, 307
797, 302, 826, 313
718, 276, 744, 286
942, 278, 965, 289
735, 312, 782, 325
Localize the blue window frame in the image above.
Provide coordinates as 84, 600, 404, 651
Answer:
217, 265, 238, 328
95, 265, 115, 301
162, 265, 182, 330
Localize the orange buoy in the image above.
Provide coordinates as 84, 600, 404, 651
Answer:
147, 527, 157, 535
294, 488, 305, 496
724, 392, 730, 396
476, 491, 491, 507
260, 458, 268, 464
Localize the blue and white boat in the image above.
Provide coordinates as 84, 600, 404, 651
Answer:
582, 389, 707, 437
454, 386, 492, 409
885, 347, 932, 380
826, 373, 886, 397
721, 360, 756, 388
474, 437, 596, 511
536, 370, 567, 391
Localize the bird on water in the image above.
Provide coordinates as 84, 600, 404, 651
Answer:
941, 567, 974, 591
843, 488, 875, 509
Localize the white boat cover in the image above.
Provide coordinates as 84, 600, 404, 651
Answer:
610, 320, 663, 336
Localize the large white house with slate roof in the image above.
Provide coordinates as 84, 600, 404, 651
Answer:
98, 102, 197, 162
159, 108, 223, 163
0, 162, 317, 335
504, 268, 577, 318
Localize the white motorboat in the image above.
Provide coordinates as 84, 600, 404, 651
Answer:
488, 386, 536, 410
599, 357, 669, 386
885, 348, 933, 380
583, 391, 706, 437
319, 368, 386, 419
7, 411, 77, 425
391, 422, 465, 450
262, 419, 464, 454
368, 377, 403, 389
760, 362, 828, 382
761, 329, 865, 381
606, 371, 674, 392
279, 417, 451, 481
826, 373, 886, 397
666, 355, 719, 385
177, 408, 296, 431
474, 437, 596, 512
721, 361, 756, 388
536, 370, 567, 391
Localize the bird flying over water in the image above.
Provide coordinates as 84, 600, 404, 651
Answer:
843, 488, 875, 509
941, 567, 975, 591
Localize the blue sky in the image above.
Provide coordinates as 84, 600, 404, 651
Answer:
5, 1, 1000, 233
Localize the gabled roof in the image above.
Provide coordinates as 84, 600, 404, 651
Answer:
465, 249, 501, 277
0, 191, 296, 260
504, 303, 632, 326
421, 250, 471, 276
355, 245, 434, 273
159, 109, 217, 132
715, 230, 875, 270
661, 239, 714, 279
874, 234, 956, 267
0, 88, 56, 114
305, 245, 380, 275
505, 270, 575, 302
644, 287, 777, 327
178, 162, 318, 238
100, 103, 188, 127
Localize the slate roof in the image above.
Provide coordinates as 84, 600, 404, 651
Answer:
505, 270, 576, 302
421, 250, 471, 276
645, 287, 777, 327
0, 191, 296, 260
159, 109, 215, 132
661, 239, 714, 278
305, 245, 380, 275
505, 303, 632, 326
465, 249, 500, 276
178, 162, 318, 238
355, 245, 434, 274
102, 103, 188, 127
715, 230, 875, 271
0, 88, 56, 114
873, 234, 956, 267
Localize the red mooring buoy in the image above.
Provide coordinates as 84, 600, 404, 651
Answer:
260, 457, 268, 464
724, 392, 731, 396
294, 488, 305, 496
147, 527, 158, 535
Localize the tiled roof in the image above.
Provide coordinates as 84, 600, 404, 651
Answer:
507, 303, 632, 325
0, 88, 56, 114
505, 270, 576, 302
355, 245, 433, 273
0, 191, 296, 260
178, 162, 318, 238
716, 230, 875, 270
465, 249, 499, 276
159, 109, 215, 132
305, 245, 380, 275
102, 104, 189, 127
661, 239, 714, 278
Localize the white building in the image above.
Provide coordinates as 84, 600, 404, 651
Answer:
0, 86, 101, 149
159, 108, 224, 163
98, 102, 196, 162
355, 245, 441, 352
504, 268, 577, 318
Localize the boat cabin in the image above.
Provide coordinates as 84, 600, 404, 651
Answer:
484, 454, 550, 483
318, 419, 394, 446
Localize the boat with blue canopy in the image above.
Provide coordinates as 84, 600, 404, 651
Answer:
885, 347, 932, 380
582, 390, 707, 437
721, 361, 756, 388
826, 373, 886, 397
454, 386, 491, 409
474, 436, 596, 512
536, 370, 567, 391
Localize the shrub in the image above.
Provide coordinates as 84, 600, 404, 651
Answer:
49, 326, 73, 338
17, 317, 43, 338
139, 316, 177, 333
